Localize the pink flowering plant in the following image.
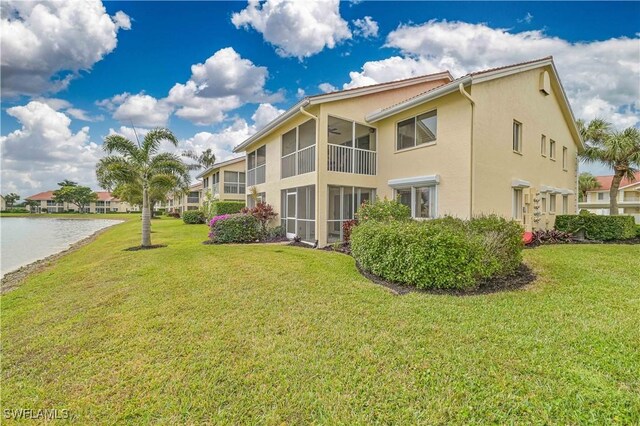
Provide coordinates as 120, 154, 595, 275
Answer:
208, 214, 231, 239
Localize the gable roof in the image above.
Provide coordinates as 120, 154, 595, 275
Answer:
233, 71, 453, 153
196, 156, 245, 179
365, 57, 584, 150
592, 172, 640, 191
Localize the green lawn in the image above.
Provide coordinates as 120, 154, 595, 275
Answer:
2, 218, 639, 424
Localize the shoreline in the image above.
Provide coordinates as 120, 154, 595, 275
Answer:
1, 223, 121, 294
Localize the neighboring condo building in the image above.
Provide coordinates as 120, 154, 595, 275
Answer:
579, 172, 640, 223
232, 57, 582, 246
197, 156, 247, 204
25, 191, 135, 213
165, 183, 204, 214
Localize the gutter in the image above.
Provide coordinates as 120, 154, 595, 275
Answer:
458, 83, 475, 218
366, 76, 472, 123
233, 98, 310, 153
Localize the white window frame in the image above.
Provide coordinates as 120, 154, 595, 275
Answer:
549, 139, 556, 160
395, 109, 438, 152
395, 185, 438, 219
513, 120, 523, 154
512, 188, 523, 220
541, 134, 547, 157
562, 146, 568, 170
549, 194, 556, 214
247, 145, 266, 186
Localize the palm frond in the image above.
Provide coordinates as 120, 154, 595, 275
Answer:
102, 135, 141, 161
142, 128, 179, 158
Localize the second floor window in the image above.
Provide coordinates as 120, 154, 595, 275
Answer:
562, 146, 568, 170
550, 139, 556, 160
247, 146, 266, 185
512, 120, 522, 153
282, 119, 316, 178
397, 110, 437, 151
541, 135, 547, 156
224, 171, 246, 194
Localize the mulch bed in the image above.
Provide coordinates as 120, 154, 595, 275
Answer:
356, 263, 537, 296
124, 244, 167, 251
526, 237, 640, 248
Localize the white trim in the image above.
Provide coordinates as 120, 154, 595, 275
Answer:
196, 156, 246, 179
511, 179, 530, 188
366, 77, 471, 122
388, 174, 440, 188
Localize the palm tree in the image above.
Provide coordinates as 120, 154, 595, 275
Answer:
96, 128, 190, 247
182, 148, 216, 171
579, 119, 640, 215
578, 172, 601, 202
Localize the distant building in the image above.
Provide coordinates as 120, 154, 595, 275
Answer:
579, 172, 640, 223
25, 191, 135, 213
0, 195, 6, 211
164, 183, 203, 214
197, 157, 247, 203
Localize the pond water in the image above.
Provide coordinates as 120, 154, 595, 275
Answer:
0, 217, 122, 278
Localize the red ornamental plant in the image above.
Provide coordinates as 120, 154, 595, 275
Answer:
241, 202, 278, 231
342, 219, 358, 243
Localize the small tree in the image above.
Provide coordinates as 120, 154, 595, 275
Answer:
24, 199, 39, 212
182, 148, 216, 170
579, 119, 640, 215
241, 202, 278, 233
53, 184, 98, 212
4, 193, 20, 208
578, 172, 601, 202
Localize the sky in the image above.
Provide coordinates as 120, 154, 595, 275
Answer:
1, 0, 639, 198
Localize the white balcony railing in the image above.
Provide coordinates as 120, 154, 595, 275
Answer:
248, 164, 266, 186
224, 183, 246, 194
298, 145, 315, 175
328, 144, 376, 175
282, 145, 316, 178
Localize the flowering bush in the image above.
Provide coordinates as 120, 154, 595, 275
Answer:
208, 213, 261, 243
208, 214, 231, 239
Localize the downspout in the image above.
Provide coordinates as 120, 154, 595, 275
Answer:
299, 106, 320, 247
459, 83, 475, 218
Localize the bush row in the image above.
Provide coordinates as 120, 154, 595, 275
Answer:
210, 201, 245, 216
555, 214, 636, 241
351, 215, 523, 290
182, 210, 206, 224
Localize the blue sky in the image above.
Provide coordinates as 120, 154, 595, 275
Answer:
1, 1, 639, 196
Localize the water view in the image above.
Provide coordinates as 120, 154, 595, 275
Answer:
0, 218, 122, 277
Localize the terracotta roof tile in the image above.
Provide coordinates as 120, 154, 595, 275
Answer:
594, 172, 640, 191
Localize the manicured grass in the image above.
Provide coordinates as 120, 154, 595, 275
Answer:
2, 218, 639, 424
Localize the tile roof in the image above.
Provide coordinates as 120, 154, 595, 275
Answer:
594, 172, 640, 191
26, 190, 120, 201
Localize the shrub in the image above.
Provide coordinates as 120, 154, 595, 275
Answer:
211, 201, 245, 216
636, 225, 640, 238
167, 211, 180, 218
209, 214, 261, 244
351, 215, 523, 290
262, 225, 286, 242
555, 214, 636, 240
182, 210, 206, 224
529, 229, 574, 245
355, 197, 411, 223
241, 202, 278, 231
342, 219, 358, 243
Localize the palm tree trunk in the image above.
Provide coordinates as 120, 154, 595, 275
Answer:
142, 184, 152, 246
609, 170, 625, 216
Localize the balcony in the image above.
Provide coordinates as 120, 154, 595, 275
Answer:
224, 183, 245, 194
212, 183, 219, 196
282, 145, 316, 178
328, 144, 376, 175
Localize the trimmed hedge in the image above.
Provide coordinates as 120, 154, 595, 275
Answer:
555, 214, 636, 241
351, 215, 523, 290
209, 214, 261, 243
211, 201, 245, 216
182, 210, 206, 224
356, 198, 411, 223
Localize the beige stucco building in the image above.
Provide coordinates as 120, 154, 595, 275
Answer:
25, 191, 134, 213
165, 182, 203, 214
579, 172, 640, 223
196, 157, 247, 204
233, 57, 583, 246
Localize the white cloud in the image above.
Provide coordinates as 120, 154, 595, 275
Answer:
0, 101, 103, 197
107, 126, 151, 143
34, 97, 101, 122
231, 0, 351, 59
318, 82, 338, 93
1, 0, 131, 97
99, 92, 173, 127
165, 47, 282, 125
352, 16, 379, 38
344, 20, 640, 128
518, 12, 534, 24
251, 103, 285, 130
296, 88, 306, 99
